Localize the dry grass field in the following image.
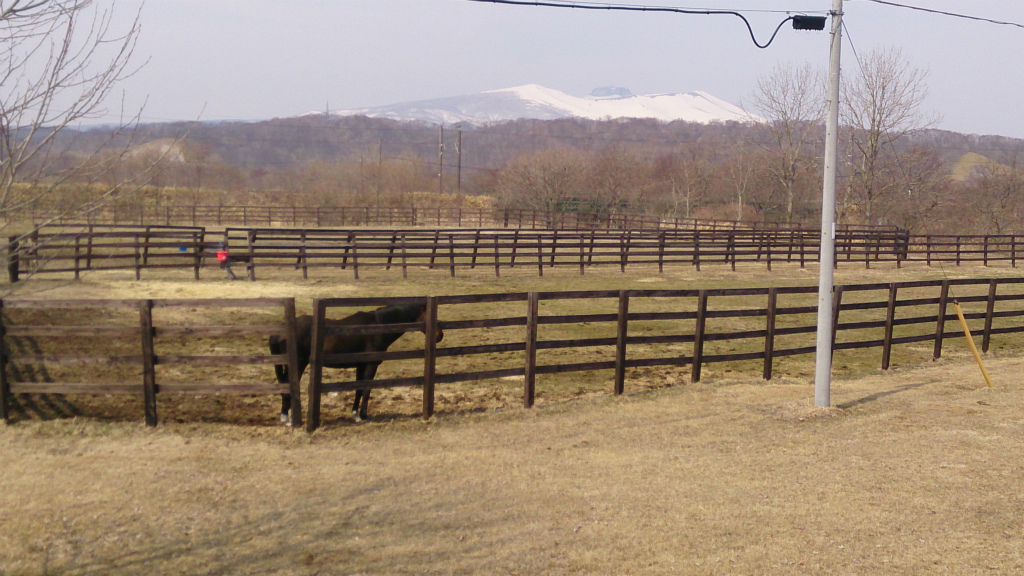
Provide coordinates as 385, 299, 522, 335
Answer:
2, 262, 1023, 574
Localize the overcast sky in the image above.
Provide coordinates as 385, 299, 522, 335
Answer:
107, 0, 1024, 138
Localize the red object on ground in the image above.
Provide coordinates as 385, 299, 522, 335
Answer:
217, 251, 229, 262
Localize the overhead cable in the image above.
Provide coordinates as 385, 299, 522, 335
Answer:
862, 0, 1024, 30
464, 0, 823, 49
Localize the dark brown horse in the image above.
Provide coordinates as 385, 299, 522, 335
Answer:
269, 302, 443, 423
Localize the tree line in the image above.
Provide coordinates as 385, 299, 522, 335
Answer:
2, 2, 1021, 237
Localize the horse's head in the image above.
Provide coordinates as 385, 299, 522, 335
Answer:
412, 304, 444, 343
378, 303, 443, 343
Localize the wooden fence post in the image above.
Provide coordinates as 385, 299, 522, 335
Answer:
693, 230, 701, 271
510, 229, 519, 268
0, 300, 9, 422
470, 230, 480, 269
299, 231, 309, 279
614, 290, 629, 395
729, 232, 737, 271
619, 233, 628, 273
983, 280, 997, 353
73, 235, 81, 280
141, 226, 151, 266
658, 231, 666, 273
284, 299, 303, 428
351, 238, 360, 280
881, 284, 898, 370
524, 292, 539, 407
550, 230, 559, 268
133, 234, 141, 280
246, 229, 256, 281
588, 230, 596, 266
536, 235, 544, 277
193, 230, 204, 280
933, 281, 950, 360
85, 225, 94, 271
448, 234, 456, 277
691, 290, 708, 383
7, 237, 19, 283
306, 299, 327, 432
495, 235, 501, 278
798, 232, 806, 269
422, 296, 438, 420
139, 299, 157, 427
763, 288, 778, 380
401, 234, 409, 279
578, 235, 585, 275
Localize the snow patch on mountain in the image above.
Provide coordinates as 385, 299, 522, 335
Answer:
325, 84, 758, 126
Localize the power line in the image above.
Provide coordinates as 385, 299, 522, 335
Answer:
861, 0, 1024, 29
464, 0, 822, 48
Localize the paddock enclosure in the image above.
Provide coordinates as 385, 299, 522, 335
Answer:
8, 222, 1024, 282
4, 276, 1022, 430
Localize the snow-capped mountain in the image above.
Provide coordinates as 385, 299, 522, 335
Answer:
326, 85, 757, 125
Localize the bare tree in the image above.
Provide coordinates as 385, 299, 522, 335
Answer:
494, 148, 588, 220
721, 142, 768, 222
586, 147, 647, 216
652, 146, 713, 219
842, 47, 935, 225
749, 62, 825, 222
0, 0, 150, 229
960, 154, 1024, 234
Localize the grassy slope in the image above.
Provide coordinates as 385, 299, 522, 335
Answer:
1, 355, 1022, 575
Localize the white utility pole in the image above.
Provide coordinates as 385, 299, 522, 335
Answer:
814, 0, 843, 407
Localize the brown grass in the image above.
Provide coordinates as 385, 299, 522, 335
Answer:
2, 355, 1023, 575
2, 263, 1023, 574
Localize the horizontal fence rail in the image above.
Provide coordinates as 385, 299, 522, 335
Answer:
3, 279, 1020, 429
8, 225, 1024, 282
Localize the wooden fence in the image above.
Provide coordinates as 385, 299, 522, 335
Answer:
0, 298, 301, 427
22, 204, 903, 233
6, 225, 915, 282
303, 278, 1024, 429
3, 278, 1021, 430
9, 225, 1024, 282
7, 224, 207, 282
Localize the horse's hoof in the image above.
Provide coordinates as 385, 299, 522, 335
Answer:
280, 412, 290, 425
352, 411, 362, 423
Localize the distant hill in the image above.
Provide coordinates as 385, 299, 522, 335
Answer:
61, 113, 1024, 177
950, 152, 1002, 181
323, 84, 759, 126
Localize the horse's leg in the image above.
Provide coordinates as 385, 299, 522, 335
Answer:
350, 364, 379, 422
269, 335, 291, 424
280, 394, 291, 424
358, 364, 379, 421
351, 388, 363, 422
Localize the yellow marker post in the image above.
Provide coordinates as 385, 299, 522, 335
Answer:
953, 300, 994, 388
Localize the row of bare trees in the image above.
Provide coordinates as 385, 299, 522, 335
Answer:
484, 47, 1021, 234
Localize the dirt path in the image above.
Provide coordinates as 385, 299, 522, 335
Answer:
2, 354, 1022, 575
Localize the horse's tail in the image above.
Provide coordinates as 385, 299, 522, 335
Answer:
269, 335, 288, 384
